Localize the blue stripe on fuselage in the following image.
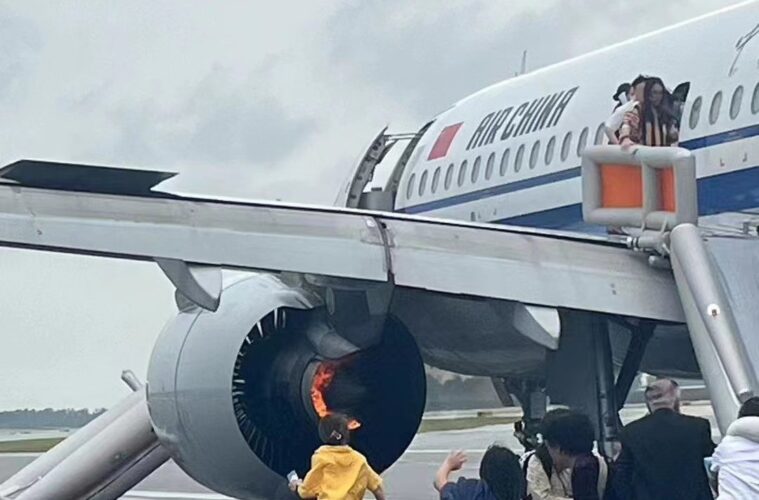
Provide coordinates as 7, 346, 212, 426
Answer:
398, 123, 759, 219
497, 165, 759, 228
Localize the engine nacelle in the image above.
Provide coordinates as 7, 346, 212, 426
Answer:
147, 274, 425, 499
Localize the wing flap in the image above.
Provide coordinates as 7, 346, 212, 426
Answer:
0, 160, 176, 196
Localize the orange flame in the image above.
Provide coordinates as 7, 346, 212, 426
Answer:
311, 363, 335, 419
310, 362, 361, 430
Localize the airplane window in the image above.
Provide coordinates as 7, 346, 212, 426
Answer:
671, 81, 691, 129
594, 123, 605, 145
709, 91, 723, 125
444, 163, 454, 190
499, 148, 511, 176
730, 85, 744, 120
406, 173, 416, 200
515, 144, 525, 172
689, 96, 702, 130
431, 166, 441, 193
545, 136, 556, 165
485, 152, 495, 180
419, 170, 429, 196
529, 141, 540, 169
577, 127, 589, 156
561, 132, 573, 161
752, 83, 759, 114
471, 156, 481, 183
457, 160, 468, 187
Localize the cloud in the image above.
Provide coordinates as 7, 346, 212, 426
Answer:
324, 0, 743, 118
106, 63, 317, 167
0, 10, 40, 98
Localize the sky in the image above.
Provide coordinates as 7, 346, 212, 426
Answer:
0, 0, 745, 410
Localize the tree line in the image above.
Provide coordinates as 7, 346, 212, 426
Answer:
0, 408, 106, 429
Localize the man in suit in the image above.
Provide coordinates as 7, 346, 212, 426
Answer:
613, 379, 715, 500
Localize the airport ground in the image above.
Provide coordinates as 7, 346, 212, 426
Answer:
0, 402, 717, 500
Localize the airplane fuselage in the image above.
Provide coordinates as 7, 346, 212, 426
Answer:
395, 1, 759, 233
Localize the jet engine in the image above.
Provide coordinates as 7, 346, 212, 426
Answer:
147, 274, 426, 500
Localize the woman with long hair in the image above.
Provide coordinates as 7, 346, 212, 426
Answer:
620, 76, 678, 147
640, 77, 679, 146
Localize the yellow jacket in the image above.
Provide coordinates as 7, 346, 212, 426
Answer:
298, 445, 383, 500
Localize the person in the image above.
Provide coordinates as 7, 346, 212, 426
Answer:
710, 397, 759, 498
605, 76, 645, 144
613, 83, 632, 110
620, 77, 679, 148
613, 379, 715, 500
643, 77, 679, 145
290, 413, 386, 500
522, 408, 573, 499
539, 411, 608, 500
434, 445, 525, 500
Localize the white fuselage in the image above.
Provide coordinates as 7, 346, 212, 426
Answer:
395, 1, 759, 231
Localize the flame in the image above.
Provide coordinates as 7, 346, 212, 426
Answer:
311, 363, 336, 419
310, 362, 361, 430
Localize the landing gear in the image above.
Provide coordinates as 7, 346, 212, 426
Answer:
539, 311, 658, 458
493, 378, 547, 451
591, 315, 619, 457
614, 320, 655, 413
497, 312, 657, 455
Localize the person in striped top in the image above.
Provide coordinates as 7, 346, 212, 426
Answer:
620, 77, 679, 148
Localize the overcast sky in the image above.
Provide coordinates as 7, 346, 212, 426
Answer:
0, 0, 744, 410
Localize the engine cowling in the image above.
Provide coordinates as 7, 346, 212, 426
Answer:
147, 274, 426, 500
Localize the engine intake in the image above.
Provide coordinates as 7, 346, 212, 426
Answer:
147, 274, 425, 500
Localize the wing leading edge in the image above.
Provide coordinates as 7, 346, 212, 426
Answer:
0, 160, 683, 322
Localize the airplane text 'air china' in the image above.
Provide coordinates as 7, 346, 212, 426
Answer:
466, 86, 579, 151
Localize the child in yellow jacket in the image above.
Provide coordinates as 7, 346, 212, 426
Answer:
290, 413, 386, 500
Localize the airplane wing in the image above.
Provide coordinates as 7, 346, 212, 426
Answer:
0, 160, 683, 322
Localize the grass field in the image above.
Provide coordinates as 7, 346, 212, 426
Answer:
0, 438, 63, 453
418, 415, 519, 433
0, 416, 518, 452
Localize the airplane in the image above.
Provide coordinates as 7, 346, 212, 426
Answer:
1, 1, 759, 499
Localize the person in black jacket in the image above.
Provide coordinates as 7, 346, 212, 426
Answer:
613, 379, 715, 500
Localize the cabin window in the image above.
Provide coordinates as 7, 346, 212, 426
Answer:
577, 127, 589, 156
709, 91, 723, 125
731, 85, 744, 120
752, 83, 759, 114
419, 170, 428, 196
499, 148, 511, 176
545, 136, 556, 165
471, 156, 481, 183
444, 163, 454, 190
689, 96, 702, 130
529, 141, 540, 169
457, 160, 468, 187
561, 132, 573, 161
594, 123, 605, 145
431, 166, 441, 194
670, 82, 691, 129
485, 152, 495, 180
515, 144, 525, 172
406, 173, 416, 200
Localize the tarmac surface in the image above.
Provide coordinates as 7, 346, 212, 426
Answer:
0, 402, 718, 499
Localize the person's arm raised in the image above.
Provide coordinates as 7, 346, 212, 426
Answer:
434, 450, 467, 492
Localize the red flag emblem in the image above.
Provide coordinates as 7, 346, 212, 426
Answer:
427, 123, 463, 160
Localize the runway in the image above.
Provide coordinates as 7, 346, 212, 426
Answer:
0, 403, 717, 499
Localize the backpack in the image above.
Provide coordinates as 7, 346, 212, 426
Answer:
522, 449, 617, 500
521, 446, 554, 480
